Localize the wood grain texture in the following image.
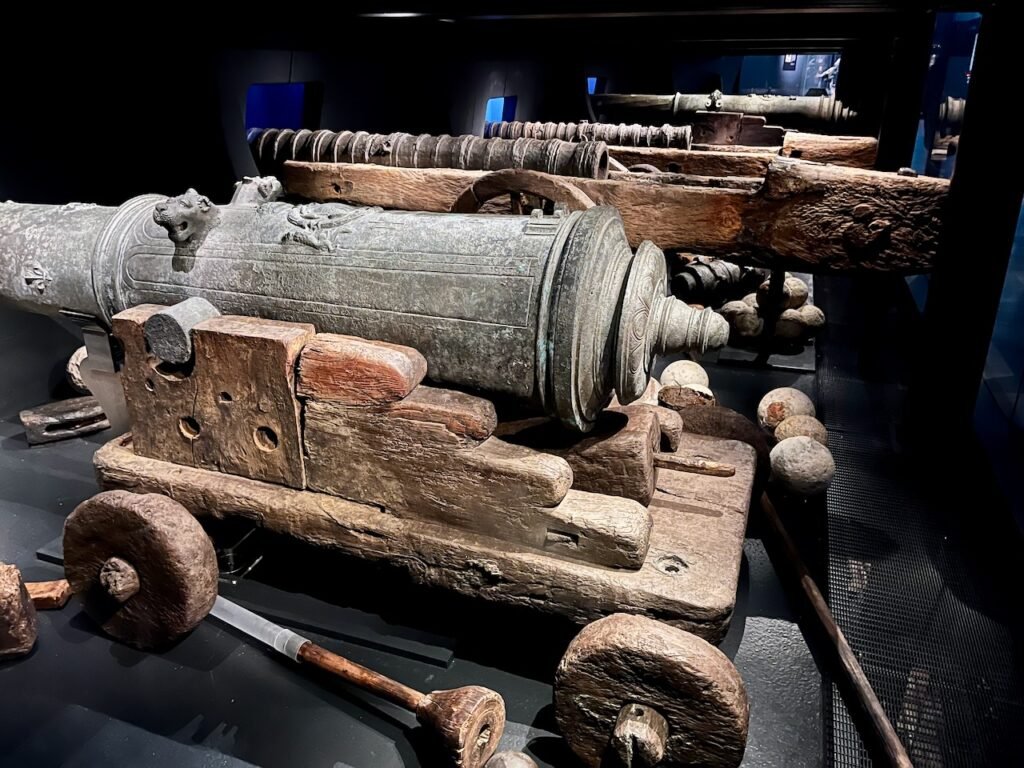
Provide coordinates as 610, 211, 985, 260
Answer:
95, 431, 754, 640
607, 146, 774, 177
736, 157, 947, 272
415, 686, 507, 768
614, 404, 684, 452
303, 392, 651, 569
297, 641, 423, 709
501, 408, 660, 505
780, 132, 878, 168
297, 333, 427, 405
18, 395, 109, 445
63, 490, 218, 650
657, 402, 771, 493
555, 613, 749, 768
190, 316, 313, 488
114, 307, 313, 488
611, 702, 669, 767
285, 162, 474, 212
573, 177, 749, 252
284, 159, 946, 272
26, 579, 71, 609
113, 305, 197, 468
610, 171, 763, 190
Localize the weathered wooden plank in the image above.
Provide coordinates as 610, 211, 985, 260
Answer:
780, 132, 878, 168
287, 163, 476, 212
297, 333, 427, 405
190, 316, 313, 489
609, 171, 763, 190
95, 430, 755, 641
612, 403, 684, 452
735, 158, 947, 271
303, 390, 651, 569
607, 146, 773, 177
283, 159, 947, 273
113, 305, 196, 468
113, 307, 313, 488
572, 177, 749, 252
501, 408, 661, 506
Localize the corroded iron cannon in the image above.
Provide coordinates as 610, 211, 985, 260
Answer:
0, 185, 727, 431
249, 128, 609, 180
484, 120, 693, 149
592, 90, 856, 129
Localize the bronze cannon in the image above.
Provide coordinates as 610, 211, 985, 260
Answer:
0, 186, 726, 431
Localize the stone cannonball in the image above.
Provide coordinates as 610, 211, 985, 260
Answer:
770, 436, 835, 495
784, 277, 809, 309
775, 414, 828, 446
774, 308, 806, 339
799, 304, 826, 331
719, 301, 763, 338
661, 360, 710, 389
757, 387, 815, 432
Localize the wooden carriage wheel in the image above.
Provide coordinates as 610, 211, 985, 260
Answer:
450, 169, 596, 215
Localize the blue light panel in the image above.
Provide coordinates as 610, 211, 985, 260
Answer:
485, 97, 506, 123
246, 83, 307, 131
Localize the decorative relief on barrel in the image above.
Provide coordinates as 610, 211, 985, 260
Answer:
21, 261, 52, 295
281, 203, 382, 252
616, 243, 666, 404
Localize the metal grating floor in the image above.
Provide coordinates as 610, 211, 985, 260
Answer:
815, 277, 1024, 768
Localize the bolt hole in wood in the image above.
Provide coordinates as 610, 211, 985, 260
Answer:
254, 426, 279, 452
656, 554, 688, 575
179, 416, 201, 440
219, 391, 233, 403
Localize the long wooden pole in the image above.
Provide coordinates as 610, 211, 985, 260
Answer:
760, 493, 914, 768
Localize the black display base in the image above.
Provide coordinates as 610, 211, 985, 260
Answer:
717, 337, 817, 372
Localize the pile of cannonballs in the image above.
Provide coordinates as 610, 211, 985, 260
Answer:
757, 387, 835, 496
718, 275, 825, 341
643, 363, 835, 497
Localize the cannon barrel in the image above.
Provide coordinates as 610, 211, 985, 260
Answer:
483, 120, 693, 149
592, 91, 856, 129
0, 189, 726, 431
249, 129, 609, 180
